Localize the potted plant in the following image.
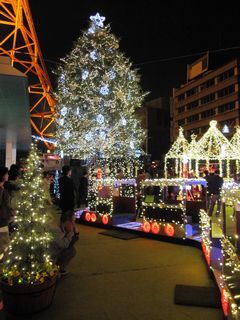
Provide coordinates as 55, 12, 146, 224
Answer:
0, 143, 58, 315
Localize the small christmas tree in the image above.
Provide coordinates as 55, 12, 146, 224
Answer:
1, 143, 57, 285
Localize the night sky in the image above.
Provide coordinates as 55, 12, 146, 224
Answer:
29, 0, 240, 100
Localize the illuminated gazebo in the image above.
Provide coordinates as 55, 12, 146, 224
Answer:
193, 120, 238, 177
230, 126, 240, 173
164, 127, 189, 178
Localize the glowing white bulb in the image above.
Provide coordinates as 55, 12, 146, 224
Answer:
60, 106, 67, 116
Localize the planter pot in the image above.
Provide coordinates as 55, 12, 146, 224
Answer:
0, 274, 58, 315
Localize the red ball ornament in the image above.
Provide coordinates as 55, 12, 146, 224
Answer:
164, 224, 175, 237
85, 212, 91, 222
90, 213, 97, 222
143, 221, 151, 233
102, 214, 109, 225
151, 222, 160, 234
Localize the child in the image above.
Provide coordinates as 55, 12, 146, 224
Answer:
60, 210, 79, 239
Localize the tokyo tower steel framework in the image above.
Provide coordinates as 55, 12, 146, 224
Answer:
0, 0, 55, 150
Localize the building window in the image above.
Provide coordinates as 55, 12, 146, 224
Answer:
201, 126, 209, 134
200, 93, 215, 105
187, 114, 199, 123
218, 101, 235, 113
178, 105, 185, 113
200, 78, 214, 91
186, 100, 199, 110
186, 87, 198, 97
177, 93, 185, 102
188, 128, 200, 136
178, 118, 185, 126
217, 68, 234, 82
217, 85, 235, 98
201, 108, 216, 119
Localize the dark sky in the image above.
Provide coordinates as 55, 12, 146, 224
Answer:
29, 0, 240, 100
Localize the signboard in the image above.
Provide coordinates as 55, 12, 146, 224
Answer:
187, 53, 209, 81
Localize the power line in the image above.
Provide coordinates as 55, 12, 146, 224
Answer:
11, 45, 240, 68
134, 46, 240, 67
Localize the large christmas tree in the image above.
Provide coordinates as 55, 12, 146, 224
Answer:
54, 13, 146, 161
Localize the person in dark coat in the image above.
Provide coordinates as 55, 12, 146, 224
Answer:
4, 164, 21, 194
207, 169, 224, 217
78, 169, 88, 208
59, 165, 75, 213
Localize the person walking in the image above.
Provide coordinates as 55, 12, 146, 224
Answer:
207, 169, 224, 217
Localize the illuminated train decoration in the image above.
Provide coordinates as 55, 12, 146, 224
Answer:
82, 178, 137, 225
78, 176, 240, 318
140, 178, 207, 237
200, 183, 240, 319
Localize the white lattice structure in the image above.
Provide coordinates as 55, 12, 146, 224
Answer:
196, 120, 238, 177
164, 127, 189, 178
164, 121, 240, 178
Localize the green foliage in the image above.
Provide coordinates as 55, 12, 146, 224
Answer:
1, 144, 57, 285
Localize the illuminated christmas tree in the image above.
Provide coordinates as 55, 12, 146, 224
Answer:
54, 13, 146, 161
2, 143, 57, 285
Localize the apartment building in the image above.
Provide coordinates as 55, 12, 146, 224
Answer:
171, 58, 239, 141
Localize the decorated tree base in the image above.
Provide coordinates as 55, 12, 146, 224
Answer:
0, 274, 58, 315
0, 144, 59, 315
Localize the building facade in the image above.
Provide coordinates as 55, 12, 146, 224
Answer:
171, 58, 239, 141
0, 56, 31, 166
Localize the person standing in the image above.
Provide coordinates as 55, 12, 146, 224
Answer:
43, 171, 53, 205
59, 165, 75, 213
207, 169, 224, 217
4, 164, 21, 192
4, 164, 21, 210
0, 166, 14, 258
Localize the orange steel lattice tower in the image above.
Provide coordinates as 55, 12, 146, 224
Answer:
0, 0, 55, 150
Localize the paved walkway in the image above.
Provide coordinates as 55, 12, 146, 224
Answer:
3, 225, 223, 320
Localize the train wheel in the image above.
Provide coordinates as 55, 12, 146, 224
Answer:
151, 222, 160, 234
102, 214, 109, 225
143, 221, 151, 232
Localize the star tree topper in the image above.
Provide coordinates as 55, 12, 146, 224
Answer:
90, 13, 106, 28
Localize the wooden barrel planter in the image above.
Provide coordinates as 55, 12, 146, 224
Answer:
0, 274, 58, 315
